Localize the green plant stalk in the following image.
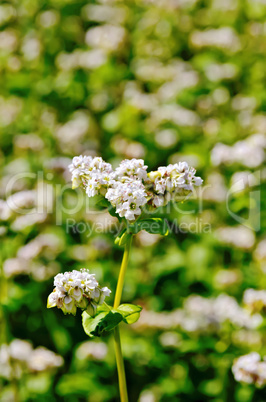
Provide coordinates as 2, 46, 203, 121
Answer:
113, 236, 132, 402
113, 327, 128, 402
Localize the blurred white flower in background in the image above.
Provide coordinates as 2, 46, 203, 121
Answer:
215, 226, 255, 249
82, 4, 128, 25
214, 269, 242, 289
134, 294, 262, 332
75, 341, 108, 361
21, 34, 41, 61
0, 96, 22, 127
13, 134, 44, 152
0, 30, 18, 52
0, 339, 63, 380
232, 352, 266, 386
211, 134, 266, 168
85, 24, 126, 52
204, 63, 238, 82
191, 27, 241, 52
37, 10, 59, 28
243, 289, 266, 313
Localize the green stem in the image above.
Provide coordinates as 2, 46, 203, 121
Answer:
114, 237, 132, 309
113, 236, 132, 402
113, 327, 128, 402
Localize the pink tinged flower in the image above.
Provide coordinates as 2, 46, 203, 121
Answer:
47, 269, 111, 316
47, 292, 58, 308
153, 195, 164, 207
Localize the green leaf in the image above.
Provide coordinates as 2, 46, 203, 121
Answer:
108, 205, 123, 221
95, 197, 122, 221
82, 303, 143, 337
82, 309, 123, 337
115, 230, 131, 247
116, 304, 142, 324
129, 218, 169, 236
114, 228, 126, 245
95, 197, 109, 208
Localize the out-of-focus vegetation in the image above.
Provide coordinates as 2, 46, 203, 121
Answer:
0, 0, 266, 401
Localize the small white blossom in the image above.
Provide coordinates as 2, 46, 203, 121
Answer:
148, 162, 203, 206
232, 353, 266, 386
68, 155, 92, 188
47, 269, 111, 316
113, 159, 148, 181
105, 179, 148, 221
69, 155, 113, 196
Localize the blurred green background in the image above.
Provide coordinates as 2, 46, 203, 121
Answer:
0, 0, 266, 401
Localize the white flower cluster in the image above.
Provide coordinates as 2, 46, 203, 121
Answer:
232, 352, 266, 386
243, 289, 266, 314
134, 294, 262, 333
0, 339, 63, 380
148, 162, 203, 207
191, 27, 241, 52
75, 341, 108, 361
3, 232, 63, 281
112, 158, 148, 181
47, 269, 111, 316
69, 155, 113, 197
211, 133, 266, 168
106, 179, 148, 221
69, 156, 203, 221
215, 225, 255, 250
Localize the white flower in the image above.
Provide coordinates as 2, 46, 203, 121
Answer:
9, 339, 33, 362
28, 347, 64, 372
75, 341, 108, 361
68, 155, 93, 188
211, 134, 266, 168
85, 157, 114, 197
243, 289, 266, 313
69, 155, 113, 196
149, 162, 202, 194
69, 155, 203, 220
232, 352, 266, 386
147, 162, 203, 207
0, 340, 63, 380
47, 269, 111, 316
105, 179, 148, 221
113, 159, 148, 181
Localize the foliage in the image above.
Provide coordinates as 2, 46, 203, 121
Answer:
82, 304, 142, 337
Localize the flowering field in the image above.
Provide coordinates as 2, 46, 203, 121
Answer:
0, 0, 266, 401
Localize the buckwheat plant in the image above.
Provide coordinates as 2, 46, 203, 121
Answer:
47, 156, 203, 402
